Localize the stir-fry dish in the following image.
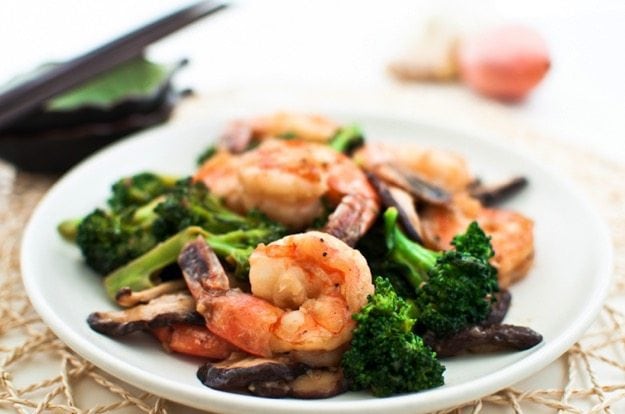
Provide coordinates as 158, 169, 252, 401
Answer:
58, 112, 543, 399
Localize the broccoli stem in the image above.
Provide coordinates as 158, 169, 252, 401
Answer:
103, 226, 208, 300
328, 124, 364, 154
383, 208, 439, 289
58, 219, 81, 242
102, 226, 274, 301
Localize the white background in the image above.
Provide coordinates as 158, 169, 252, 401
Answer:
1, 0, 624, 163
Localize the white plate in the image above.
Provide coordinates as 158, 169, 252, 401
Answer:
21, 112, 612, 414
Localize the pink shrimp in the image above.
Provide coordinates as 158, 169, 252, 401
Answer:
195, 139, 379, 246
219, 112, 340, 152
179, 231, 374, 358
420, 193, 534, 287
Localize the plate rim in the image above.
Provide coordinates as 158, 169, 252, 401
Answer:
20, 110, 614, 414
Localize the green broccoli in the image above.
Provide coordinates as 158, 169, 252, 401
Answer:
328, 124, 365, 155
355, 216, 416, 299
60, 173, 285, 281
152, 178, 283, 238
384, 207, 499, 336
58, 174, 174, 275
71, 207, 160, 275
341, 277, 445, 396
108, 172, 178, 213
103, 225, 281, 300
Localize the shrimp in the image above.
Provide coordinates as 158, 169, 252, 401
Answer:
152, 323, 236, 359
355, 142, 474, 193
195, 139, 379, 246
220, 112, 340, 152
193, 150, 245, 212
420, 193, 534, 287
179, 231, 374, 358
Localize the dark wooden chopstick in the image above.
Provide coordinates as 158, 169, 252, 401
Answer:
0, 0, 227, 131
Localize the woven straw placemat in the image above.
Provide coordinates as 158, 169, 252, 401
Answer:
1, 91, 623, 413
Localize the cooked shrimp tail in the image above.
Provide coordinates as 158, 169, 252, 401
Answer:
196, 138, 380, 245
323, 194, 379, 247
179, 238, 283, 357
179, 232, 374, 358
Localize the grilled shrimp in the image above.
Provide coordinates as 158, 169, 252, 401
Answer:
152, 323, 235, 359
179, 231, 374, 358
420, 193, 534, 287
194, 150, 245, 212
195, 139, 379, 246
355, 142, 474, 193
220, 112, 340, 152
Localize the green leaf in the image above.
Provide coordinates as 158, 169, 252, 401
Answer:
46, 57, 174, 111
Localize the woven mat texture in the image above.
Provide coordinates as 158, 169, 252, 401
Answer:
1, 97, 624, 414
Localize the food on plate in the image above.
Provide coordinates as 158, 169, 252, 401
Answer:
341, 277, 445, 396
383, 208, 499, 336
420, 193, 534, 288
194, 138, 379, 245
59, 112, 542, 399
179, 232, 373, 357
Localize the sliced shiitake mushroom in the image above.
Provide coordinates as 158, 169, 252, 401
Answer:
87, 292, 203, 336
198, 354, 305, 394
369, 163, 451, 206
468, 176, 528, 206
218, 120, 255, 153
288, 369, 347, 399
368, 173, 423, 242
423, 323, 543, 357
115, 279, 187, 307
482, 289, 512, 326
198, 354, 347, 398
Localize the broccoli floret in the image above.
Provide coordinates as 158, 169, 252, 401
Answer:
108, 172, 178, 212
384, 207, 499, 336
61, 173, 178, 275
341, 277, 445, 396
328, 124, 365, 155
103, 225, 281, 300
153, 178, 285, 238
60, 173, 286, 287
75, 208, 160, 275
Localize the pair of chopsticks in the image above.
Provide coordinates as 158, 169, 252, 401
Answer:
0, 1, 227, 131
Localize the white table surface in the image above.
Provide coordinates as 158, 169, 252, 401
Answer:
1, 1, 623, 413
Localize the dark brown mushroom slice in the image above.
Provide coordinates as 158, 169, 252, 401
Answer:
370, 163, 451, 206
423, 324, 543, 357
115, 279, 187, 307
197, 354, 306, 393
198, 354, 347, 399
469, 176, 528, 206
87, 292, 203, 337
248, 380, 292, 398
482, 289, 512, 326
218, 120, 255, 153
289, 368, 347, 399
368, 173, 423, 243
